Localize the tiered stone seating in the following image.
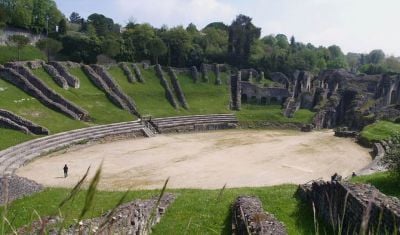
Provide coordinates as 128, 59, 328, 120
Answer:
151, 114, 238, 133
0, 120, 150, 175
0, 109, 49, 135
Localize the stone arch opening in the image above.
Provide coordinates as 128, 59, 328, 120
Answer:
270, 97, 278, 104
250, 96, 257, 104
241, 94, 248, 103
260, 97, 267, 105
390, 90, 397, 105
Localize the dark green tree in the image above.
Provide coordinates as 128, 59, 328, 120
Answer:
228, 14, 261, 67
69, 12, 81, 24
58, 18, 67, 34
148, 37, 167, 64
368, 49, 385, 64
36, 38, 62, 61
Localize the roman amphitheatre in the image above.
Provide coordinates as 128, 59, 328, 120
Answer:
0, 2, 400, 233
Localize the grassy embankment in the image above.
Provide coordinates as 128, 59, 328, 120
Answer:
108, 66, 232, 117
0, 46, 45, 64
360, 120, 400, 143
1, 184, 317, 234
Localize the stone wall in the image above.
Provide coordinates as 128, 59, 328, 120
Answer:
81, 64, 131, 112
191, 66, 199, 83
230, 71, 241, 110
42, 63, 69, 89
240, 81, 290, 105
155, 64, 178, 109
17, 193, 175, 234
91, 64, 140, 117
0, 175, 43, 205
232, 196, 287, 235
132, 63, 145, 82
201, 63, 209, 82
298, 181, 400, 234
6, 64, 89, 120
167, 67, 189, 109
0, 109, 49, 135
119, 62, 136, 83
48, 61, 80, 88
0, 66, 81, 120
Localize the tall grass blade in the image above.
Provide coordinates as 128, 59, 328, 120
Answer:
146, 177, 169, 233
216, 183, 226, 202
2, 217, 17, 235
79, 163, 102, 221
312, 202, 319, 235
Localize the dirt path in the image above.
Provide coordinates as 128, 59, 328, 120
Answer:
16, 130, 372, 190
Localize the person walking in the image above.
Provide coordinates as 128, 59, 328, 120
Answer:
63, 164, 68, 178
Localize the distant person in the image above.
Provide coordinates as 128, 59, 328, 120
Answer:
352, 172, 357, 177
63, 164, 68, 178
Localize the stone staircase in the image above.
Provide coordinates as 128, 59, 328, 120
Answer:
282, 97, 300, 118
0, 120, 148, 175
151, 114, 238, 133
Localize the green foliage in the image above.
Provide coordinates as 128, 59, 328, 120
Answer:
228, 14, 261, 67
148, 37, 167, 64
60, 34, 101, 63
36, 38, 62, 60
7, 34, 30, 60
0, 185, 316, 234
360, 121, 400, 142
160, 26, 191, 67
86, 13, 118, 37
0, 45, 45, 63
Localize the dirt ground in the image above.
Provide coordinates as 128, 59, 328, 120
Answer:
17, 129, 372, 190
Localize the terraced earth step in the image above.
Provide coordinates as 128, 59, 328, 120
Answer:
0, 122, 143, 160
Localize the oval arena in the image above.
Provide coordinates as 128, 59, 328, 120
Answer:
13, 115, 371, 190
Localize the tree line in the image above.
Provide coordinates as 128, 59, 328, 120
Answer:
1, 0, 400, 76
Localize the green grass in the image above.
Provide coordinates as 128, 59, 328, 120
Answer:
236, 104, 315, 124
175, 72, 231, 115
108, 66, 178, 117
360, 120, 400, 142
31, 67, 134, 124
1, 185, 316, 235
0, 129, 35, 150
0, 46, 45, 64
351, 172, 400, 197
0, 78, 86, 134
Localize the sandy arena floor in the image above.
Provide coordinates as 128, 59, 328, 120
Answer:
16, 130, 372, 190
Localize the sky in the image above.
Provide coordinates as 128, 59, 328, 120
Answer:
54, 0, 400, 56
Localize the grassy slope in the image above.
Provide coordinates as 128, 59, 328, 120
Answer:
1, 185, 316, 235
360, 120, 400, 142
176, 71, 231, 115
236, 104, 315, 124
0, 46, 45, 64
108, 66, 178, 117
32, 67, 134, 124
0, 78, 85, 133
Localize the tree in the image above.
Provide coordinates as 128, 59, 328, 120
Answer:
58, 18, 67, 34
368, 49, 385, 64
148, 37, 167, 64
69, 12, 81, 24
228, 14, 261, 67
8, 35, 30, 60
122, 23, 155, 61
160, 26, 191, 66
87, 13, 118, 37
327, 45, 348, 69
36, 38, 62, 61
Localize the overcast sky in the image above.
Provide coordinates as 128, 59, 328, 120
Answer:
54, 0, 400, 56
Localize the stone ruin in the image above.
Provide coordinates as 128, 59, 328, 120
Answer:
232, 196, 287, 235
298, 181, 400, 234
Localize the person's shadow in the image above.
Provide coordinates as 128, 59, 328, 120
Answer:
55, 176, 65, 178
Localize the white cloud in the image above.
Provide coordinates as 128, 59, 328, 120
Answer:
115, 0, 237, 28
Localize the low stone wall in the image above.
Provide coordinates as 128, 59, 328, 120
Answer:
48, 61, 80, 88
298, 181, 400, 234
151, 114, 238, 133
232, 196, 287, 235
17, 193, 175, 234
0, 67, 80, 120
155, 64, 178, 109
42, 63, 69, 89
0, 116, 31, 134
82, 64, 130, 111
5, 64, 88, 120
0, 174, 43, 205
132, 63, 145, 82
119, 62, 136, 83
91, 64, 140, 117
167, 67, 188, 109
0, 109, 49, 135
215, 64, 222, 85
